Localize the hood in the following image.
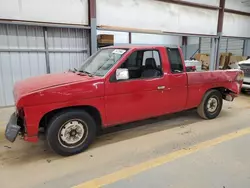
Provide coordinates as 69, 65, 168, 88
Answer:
229, 59, 250, 69
14, 72, 98, 102
238, 59, 250, 65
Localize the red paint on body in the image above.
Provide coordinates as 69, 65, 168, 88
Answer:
13, 45, 243, 142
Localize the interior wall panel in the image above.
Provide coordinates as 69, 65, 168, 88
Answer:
185, 44, 199, 59
187, 37, 199, 45
97, 30, 182, 46
183, 0, 219, 6
0, 24, 47, 106
97, 0, 218, 35
185, 37, 200, 60
243, 40, 250, 56
0, 24, 90, 107
223, 13, 250, 38
47, 28, 89, 73
225, 0, 250, 12
218, 38, 244, 55
200, 38, 211, 54
227, 38, 244, 55
0, 0, 89, 25
219, 38, 228, 53
131, 33, 182, 45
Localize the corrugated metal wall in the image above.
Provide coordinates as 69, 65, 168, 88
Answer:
0, 24, 47, 106
219, 38, 244, 55
200, 38, 211, 54
227, 38, 244, 55
200, 37, 244, 55
0, 24, 89, 107
47, 28, 89, 73
219, 38, 228, 53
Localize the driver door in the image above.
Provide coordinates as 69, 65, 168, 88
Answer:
104, 49, 169, 126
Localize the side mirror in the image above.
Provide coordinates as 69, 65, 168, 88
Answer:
116, 68, 129, 80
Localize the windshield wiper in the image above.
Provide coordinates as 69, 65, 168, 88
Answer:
68, 68, 78, 73
69, 68, 93, 77
77, 70, 94, 77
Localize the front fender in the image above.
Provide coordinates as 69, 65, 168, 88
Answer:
23, 97, 106, 138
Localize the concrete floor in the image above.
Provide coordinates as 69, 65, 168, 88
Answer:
0, 94, 250, 188
104, 134, 250, 188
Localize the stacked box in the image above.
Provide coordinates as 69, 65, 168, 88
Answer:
97, 34, 114, 44
219, 53, 232, 69
195, 53, 210, 70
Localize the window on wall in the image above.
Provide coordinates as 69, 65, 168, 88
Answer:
166, 48, 183, 73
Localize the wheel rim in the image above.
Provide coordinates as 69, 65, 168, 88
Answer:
207, 97, 218, 113
58, 119, 88, 148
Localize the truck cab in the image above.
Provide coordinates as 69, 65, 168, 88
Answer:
5, 45, 243, 156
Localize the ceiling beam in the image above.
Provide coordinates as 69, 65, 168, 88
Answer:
156, 0, 250, 16
225, 9, 250, 17
155, 0, 220, 10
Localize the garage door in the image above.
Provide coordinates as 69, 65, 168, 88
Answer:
0, 24, 90, 107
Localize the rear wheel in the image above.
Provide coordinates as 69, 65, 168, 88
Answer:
197, 89, 223, 119
46, 110, 96, 156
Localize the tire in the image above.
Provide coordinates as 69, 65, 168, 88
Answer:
46, 110, 96, 156
197, 89, 223, 120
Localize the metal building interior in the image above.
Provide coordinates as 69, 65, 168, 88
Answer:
0, 0, 250, 107
1, 1, 250, 188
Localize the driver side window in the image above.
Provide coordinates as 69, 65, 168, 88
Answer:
120, 51, 139, 70
113, 49, 163, 81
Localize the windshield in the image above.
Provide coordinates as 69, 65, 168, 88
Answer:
78, 48, 128, 77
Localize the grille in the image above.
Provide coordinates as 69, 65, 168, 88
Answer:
240, 64, 250, 77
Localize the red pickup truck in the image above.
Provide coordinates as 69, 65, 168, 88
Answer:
5, 45, 243, 156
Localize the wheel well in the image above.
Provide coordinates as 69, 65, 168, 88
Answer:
207, 87, 234, 99
39, 106, 102, 132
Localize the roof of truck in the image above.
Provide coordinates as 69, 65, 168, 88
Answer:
102, 44, 179, 49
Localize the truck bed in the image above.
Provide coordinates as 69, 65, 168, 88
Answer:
186, 70, 240, 109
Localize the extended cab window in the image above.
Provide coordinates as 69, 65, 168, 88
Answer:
166, 48, 183, 73
116, 49, 163, 80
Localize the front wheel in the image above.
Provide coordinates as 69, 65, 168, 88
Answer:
46, 110, 96, 156
197, 89, 223, 120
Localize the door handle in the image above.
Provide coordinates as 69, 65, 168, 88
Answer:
157, 86, 165, 90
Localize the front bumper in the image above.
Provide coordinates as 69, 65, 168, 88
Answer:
242, 76, 250, 90
5, 113, 21, 142
242, 84, 250, 90
242, 82, 250, 90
